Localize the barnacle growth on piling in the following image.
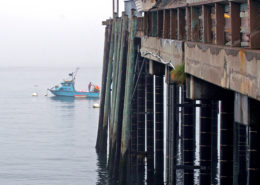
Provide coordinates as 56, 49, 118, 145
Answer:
170, 63, 186, 84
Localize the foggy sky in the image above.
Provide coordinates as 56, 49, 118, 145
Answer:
0, 0, 123, 67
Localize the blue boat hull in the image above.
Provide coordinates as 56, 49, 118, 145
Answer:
49, 90, 99, 98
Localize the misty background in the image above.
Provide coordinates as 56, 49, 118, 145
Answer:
0, 0, 123, 68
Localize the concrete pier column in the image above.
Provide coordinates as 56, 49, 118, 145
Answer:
200, 100, 212, 185
136, 57, 146, 184
182, 86, 195, 185
155, 75, 164, 184
220, 97, 234, 185
145, 61, 154, 184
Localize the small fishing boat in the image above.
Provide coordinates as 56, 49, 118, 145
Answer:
48, 68, 100, 98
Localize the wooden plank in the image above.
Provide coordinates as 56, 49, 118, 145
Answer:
170, 9, 177, 40
230, 2, 241, 47
202, 5, 212, 43
215, 3, 225, 45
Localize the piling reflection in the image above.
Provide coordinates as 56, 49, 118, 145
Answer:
96, 153, 109, 185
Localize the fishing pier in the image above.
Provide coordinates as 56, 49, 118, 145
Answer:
96, 0, 260, 184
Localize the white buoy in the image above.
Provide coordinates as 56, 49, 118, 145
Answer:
32, 92, 38, 96
93, 103, 100, 108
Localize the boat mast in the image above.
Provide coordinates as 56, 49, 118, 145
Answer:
73, 67, 80, 81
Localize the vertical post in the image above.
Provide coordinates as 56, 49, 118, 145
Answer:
233, 122, 248, 185
146, 61, 154, 184
155, 75, 164, 184
248, 124, 259, 184
191, 7, 200, 42
248, 98, 260, 184
96, 20, 112, 154
163, 10, 170, 39
215, 3, 225, 45
113, 0, 115, 15
211, 100, 218, 185
102, 14, 116, 158
167, 82, 179, 185
182, 86, 195, 185
120, 11, 138, 184
152, 11, 158, 37
137, 57, 146, 184
112, 14, 129, 178
171, 9, 177, 40
230, 2, 241, 47
248, 0, 260, 49
186, 7, 191, 41
117, 0, 119, 14
131, 70, 138, 183
200, 100, 212, 184
144, 12, 148, 36
158, 10, 163, 38
220, 96, 234, 185
109, 17, 122, 174
178, 8, 185, 40
202, 5, 212, 43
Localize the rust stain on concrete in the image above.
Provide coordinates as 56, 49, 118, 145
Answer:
240, 50, 245, 74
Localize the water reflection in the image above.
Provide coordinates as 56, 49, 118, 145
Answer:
96, 153, 109, 185
50, 96, 75, 102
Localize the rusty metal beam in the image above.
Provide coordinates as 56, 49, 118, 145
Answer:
186, 7, 191, 41
163, 9, 170, 39
202, 5, 212, 43
178, 8, 185, 40
248, 0, 260, 49
215, 3, 225, 45
191, 7, 200, 42
230, 2, 241, 47
170, 9, 177, 40
158, 10, 164, 38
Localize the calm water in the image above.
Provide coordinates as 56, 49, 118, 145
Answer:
0, 67, 107, 185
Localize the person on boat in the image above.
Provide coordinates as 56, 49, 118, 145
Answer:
94, 85, 100, 93
88, 82, 92, 92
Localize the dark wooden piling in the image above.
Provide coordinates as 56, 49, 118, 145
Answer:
111, 13, 129, 178
109, 16, 122, 173
96, 20, 113, 154
220, 96, 234, 185
233, 122, 248, 185
146, 60, 155, 184
200, 100, 212, 185
119, 11, 138, 184
136, 57, 146, 184
210, 100, 219, 185
167, 82, 179, 185
155, 75, 164, 185
181, 86, 195, 185
96, 17, 114, 153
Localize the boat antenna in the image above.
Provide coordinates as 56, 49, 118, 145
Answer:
73, 67, 80, 81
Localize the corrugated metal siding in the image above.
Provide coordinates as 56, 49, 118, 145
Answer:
125, 0, 142, 17
135, 0, 143, 12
